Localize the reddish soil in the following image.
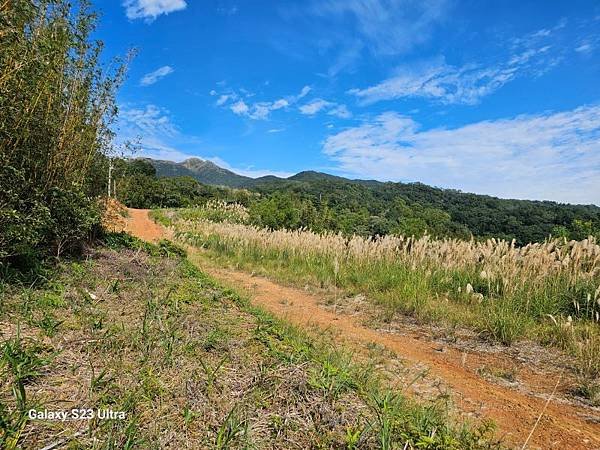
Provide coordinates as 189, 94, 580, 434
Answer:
123, 208, 165, 242
125, 208, 600, 449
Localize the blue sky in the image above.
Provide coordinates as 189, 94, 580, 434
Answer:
96, 0, 600, 204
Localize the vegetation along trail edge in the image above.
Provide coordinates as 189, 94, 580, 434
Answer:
124, 208, 600, 449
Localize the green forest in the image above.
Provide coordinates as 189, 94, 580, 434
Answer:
116, 159, 600, 245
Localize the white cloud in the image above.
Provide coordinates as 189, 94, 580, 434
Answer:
230, 100, 249, 115
299, 99, 333, 115
216, 85, 310, 120
140, 66, 174, 86
328, 104, 352, 119
119, 104, 178, 137
116, 104, 291, 178
133, 141, 197, 162
207, 157, 294, 179
323, 106, 600, 204
350, 59, 519, 105
268, 128, 284, 133
294, 85, 312, 101
123, 0, 187, 21
117, 103, 204, 162
271, 99, 289, 109
575, 42, 594, 54
249, 103, 271, 120
350, 23, 565, 105
216, 94, 234, 106
299, 99, 352, 118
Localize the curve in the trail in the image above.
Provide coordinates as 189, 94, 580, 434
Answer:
124, 208, 600, 450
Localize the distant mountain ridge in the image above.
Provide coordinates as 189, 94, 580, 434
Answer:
146, 157, 353, 188
143, 157, 599, 207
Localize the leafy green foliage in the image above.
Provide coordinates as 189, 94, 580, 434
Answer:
101, 231, 186, 258
246, 175, 599, 243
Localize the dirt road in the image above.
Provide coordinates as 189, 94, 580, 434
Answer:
124, 209, 165, 242
124, 209, 600, 449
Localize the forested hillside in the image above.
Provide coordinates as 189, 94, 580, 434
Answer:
113, 159, 253, 208
145, 158, 600, 245
149, 157, 253, 187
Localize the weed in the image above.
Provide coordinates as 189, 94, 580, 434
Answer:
35, 314, 63, 337
0, 244, 500, 448
215, 404, 249, 450
198, 355, 229, 396
481, 303, 529, 345
1, 329, 51, 411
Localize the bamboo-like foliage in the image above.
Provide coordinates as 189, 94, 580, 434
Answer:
0, 0, 129, 262
0, 0, 125, 192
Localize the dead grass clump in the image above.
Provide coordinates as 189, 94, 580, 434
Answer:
100, 197, 128, 232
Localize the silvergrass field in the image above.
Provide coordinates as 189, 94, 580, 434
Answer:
154, 203, 600, 401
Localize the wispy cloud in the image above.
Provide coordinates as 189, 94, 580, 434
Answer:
575, 43, 594, 54
123, 0, 187, 21
217, 85, 312, 120
119, 104, 178, 137
350, 23, 565, 105
309, 0, 449, 57
117, 104, 200, 161
299, 98, 352, 118
323, 106, 600, 204
217, 5, 239, 16
216, 94, 233, 106
140, 66, 174, 86
116, 103, 291, 179
299, 99, 333, 115
293, 85, 312, 101
208, 157, 294, 179
328, 104, 352, 119
230, 100, 249, 115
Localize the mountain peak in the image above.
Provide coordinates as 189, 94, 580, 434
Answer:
151, 157, 253, 187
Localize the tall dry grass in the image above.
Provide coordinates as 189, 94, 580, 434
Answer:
162, 206, 600, 401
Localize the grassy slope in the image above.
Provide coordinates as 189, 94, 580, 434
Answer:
0, 235, 497, 449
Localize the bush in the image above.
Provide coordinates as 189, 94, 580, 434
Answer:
47, 187, 101, 258
0, 165, 101, 268
0, 164, 50, 264
101, 232, 186, 258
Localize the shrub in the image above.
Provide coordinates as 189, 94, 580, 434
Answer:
47, 187, 102, 258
